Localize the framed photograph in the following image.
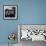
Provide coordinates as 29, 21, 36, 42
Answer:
18, 24, 46, 42
3, 5, 17, 20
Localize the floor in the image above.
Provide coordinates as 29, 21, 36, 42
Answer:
0, 44, 18, 46
19, 40, 46, 46
0, 40, 46, 46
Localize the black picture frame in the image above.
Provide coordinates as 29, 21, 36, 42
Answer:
3, 5, 17, 20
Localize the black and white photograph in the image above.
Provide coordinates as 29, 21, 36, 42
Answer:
18, 25, 46, 41
3, 5, 17, 19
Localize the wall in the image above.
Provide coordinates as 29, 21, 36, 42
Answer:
20, 0, 46, 24
0, 0, 19, 44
